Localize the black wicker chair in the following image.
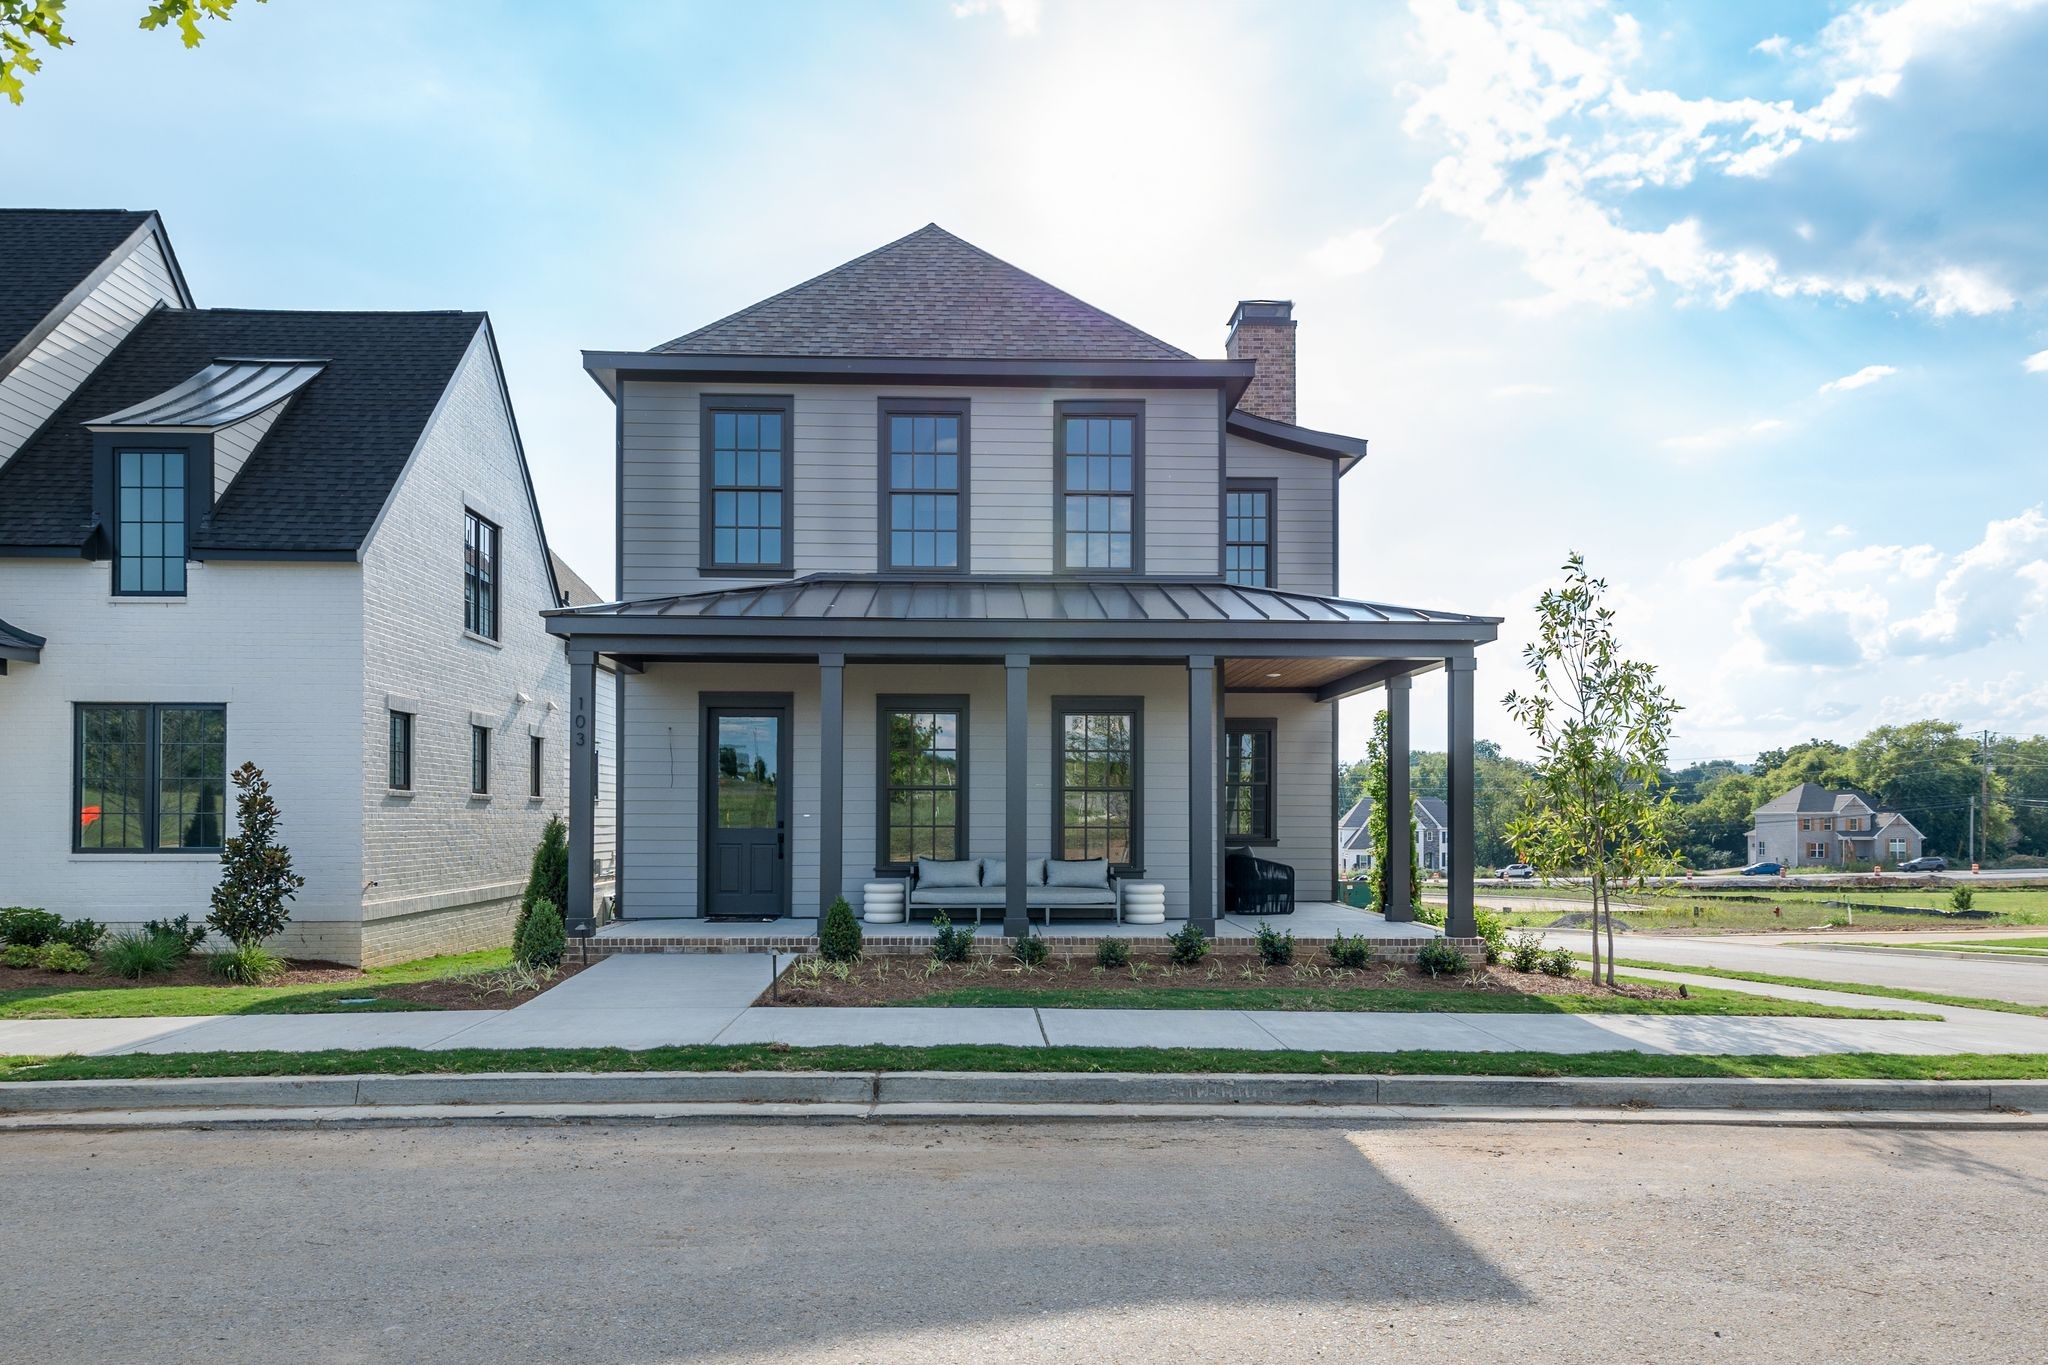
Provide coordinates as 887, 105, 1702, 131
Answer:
1225, 847, 1295, 916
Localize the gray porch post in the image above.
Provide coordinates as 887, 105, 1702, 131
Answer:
1383, 674, 1414, 924
1445, 657, 1477, 939
818, 653, 844, 919
1188, 655, 1219, 935
1004, 654, 1030, 938
565, 647, 598, 937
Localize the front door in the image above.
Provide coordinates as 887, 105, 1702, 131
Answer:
703, 704, 788, 917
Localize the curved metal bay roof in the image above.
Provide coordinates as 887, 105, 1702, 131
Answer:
85, 359, 326, 429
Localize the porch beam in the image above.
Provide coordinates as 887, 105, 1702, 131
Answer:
1004, 654, 1030, 938
1188, 655, 1219, 935
1383, 674, 1414, 924
1445, 657, 1477, 939
1313, 659, 1431, 703
818, 653, 844, 919
565, 648, 599, 937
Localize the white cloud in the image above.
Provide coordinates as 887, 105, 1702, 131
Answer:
1819, 363, 1897, 393
2025, 349, 2048, 373
1662, 416, 1787, 453
1888, 507, 2048, 656
1308, 221, 1392, 276
1489, 382, 1555, 399
1754, 34, 1790, 57
951, 0, 1041, 36
1877, 672, 2048, 729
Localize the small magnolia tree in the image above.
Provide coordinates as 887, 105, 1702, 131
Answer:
208, 762, 305, 947
1364, 709, 1422, 917
1505, 554, 1681, 986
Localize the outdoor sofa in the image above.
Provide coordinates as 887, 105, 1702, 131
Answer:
903, 856, 1121, 927
1224, 847, 1295, 915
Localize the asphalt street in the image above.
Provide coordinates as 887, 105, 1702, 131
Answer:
3, 1120, 2044, 1363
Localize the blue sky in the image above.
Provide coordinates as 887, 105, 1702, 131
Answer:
6, 0, 2044, 761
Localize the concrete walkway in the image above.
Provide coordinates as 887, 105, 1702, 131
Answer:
6, 952, 2048, 1059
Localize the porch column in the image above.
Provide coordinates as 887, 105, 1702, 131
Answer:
1383, 674, 1414, 924
1445, 657, 1477, 939
817, 653, 844, 918
565, 647, 598, 937
1188, 655, 1219, 935
1004, 654, 1030, 938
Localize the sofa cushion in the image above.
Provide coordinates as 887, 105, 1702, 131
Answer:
1026, 885, 1116, 907
915, 858, 982, 889
1046, 858, 1110, 889
980, 856, 1048, 888
909, 887, 1004, 908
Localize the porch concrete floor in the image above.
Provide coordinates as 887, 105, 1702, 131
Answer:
592, 900, 1439, 942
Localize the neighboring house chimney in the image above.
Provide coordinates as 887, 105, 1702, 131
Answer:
1226, 299, 1296, 425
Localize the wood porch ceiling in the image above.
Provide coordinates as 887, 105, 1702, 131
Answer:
1223, 657, 1429, 690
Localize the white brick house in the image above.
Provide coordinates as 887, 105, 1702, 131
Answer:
0, 209, 597, 966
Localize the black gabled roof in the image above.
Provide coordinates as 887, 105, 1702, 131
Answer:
0, 307, 486, 553
656, 224, 1193, 362
0, 210, 173, 366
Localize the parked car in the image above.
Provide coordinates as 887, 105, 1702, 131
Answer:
1740, 861, 1785, 876
1496, 864, 1537, 880
1897, 855, 1948, 872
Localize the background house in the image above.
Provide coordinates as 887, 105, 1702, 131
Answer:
1337, 795, 1448, 875
1747, 782, 1926, 868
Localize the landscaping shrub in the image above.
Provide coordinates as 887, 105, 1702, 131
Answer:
54, 917, 106, 951
819, 896, 863, 963
143, 914, 208, 956
1011, 930, 1049, 967
3, 944, 39, 969
1254, 920, 1295, 966
1411, 901, 1446, 928
1094, 937, 1132, 969
1326, 930, 1372, 969
514, 898, 566, 970
1473, 908, 1508, 965
1508, 929, 1546, 973
929, 912, 975, 963
207, 942, 285, 985
208, 763, 305, 949
1417, 939, 1469, 978
99, 931, 184, 980
0, 908, 64, 947
1166, 921, 1209, 966
1949, 886, 1975, 912
33, 943, 94, 974
519, 816, 569, 938
1541, 947, 1576, 978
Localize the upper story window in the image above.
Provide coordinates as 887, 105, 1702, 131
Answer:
1055, 402, 1142, 573
880, 401, 967, 571
75, 703, 225, 853
1223, 480, 1274, 588
464, 510, 499, 639
115, 449, 187, 596
388, 710, 413, 792
701, 397, 793, 574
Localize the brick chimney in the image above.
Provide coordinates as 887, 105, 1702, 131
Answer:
1225, 299, 1296, 425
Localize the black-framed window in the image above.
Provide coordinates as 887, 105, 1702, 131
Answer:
529, 734, 544, 799
880, 401, 968, 571
471, 725, 491, 796
464, 510, 499, 639
1055, 402, 1142, 573
1054, 698, 1142, 867
1224, 718, 1276, 843
114, 449, 189, 596
701, 397, 793, 573
877, 697, 967, 869
1223, 480, 1274, 588
388, 711, 413, 792
74, 703, 225, 853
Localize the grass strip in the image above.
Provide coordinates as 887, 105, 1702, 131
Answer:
0, 948, 514, 1021
4, 1046, 2047, 1084
1588, 956, 2048, 1018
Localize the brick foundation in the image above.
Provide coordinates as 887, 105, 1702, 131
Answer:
573, 931, 1481, 963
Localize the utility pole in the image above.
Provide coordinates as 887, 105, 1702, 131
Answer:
1979, 729, 1994, 868
1968, 795, 1976, 866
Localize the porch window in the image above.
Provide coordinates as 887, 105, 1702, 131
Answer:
464, 509, 499, 639
115, 449, 188, 596
880, 402, 967, 571
1055, 403, 1141, 572
701, 397, 793, 573
74, 703, 225, 852
1055, 699, 1142, 866
878, 697, 967, 869
1223, 718, 1276, 843
1223, 480, 1274, 588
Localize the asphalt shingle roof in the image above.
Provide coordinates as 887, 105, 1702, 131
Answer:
656, 224, 1194, 361
0, 210, 154, 360
549, 551, 603, 607
0, 308, 485, 553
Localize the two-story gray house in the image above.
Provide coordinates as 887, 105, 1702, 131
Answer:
1338, 796, 1449, 875
1747, 783, 1925, 868
548, 226, 1497, 939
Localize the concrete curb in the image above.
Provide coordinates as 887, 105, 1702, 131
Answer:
1, 1070, 2041, 1115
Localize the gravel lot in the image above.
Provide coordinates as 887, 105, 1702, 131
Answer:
3, 1120, 2044, 1363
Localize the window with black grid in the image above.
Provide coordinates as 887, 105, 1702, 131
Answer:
115, 449, 187, 595
880, 704, 965, 866
464, 510, 499, 639
471, 725, 491, 796
884, 409, 963, 569
707, 406, 787, 568
1056, 703, 1140, 865
1057, 410, 1138, 571
389, 711, 412, 791
1224, 719, 1275, 842
74, 703, 224, 853
1223, 483, 1272, 587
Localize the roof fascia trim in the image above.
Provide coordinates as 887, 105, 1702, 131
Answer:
0, 213, 189, 385
583, 351, 1255, 405
1226, 410, 1369, 471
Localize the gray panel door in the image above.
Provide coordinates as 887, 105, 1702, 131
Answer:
704, 707, 787, 916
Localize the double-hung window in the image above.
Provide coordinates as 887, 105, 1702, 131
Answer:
701, 397, 792, 573
878, 697, 967, 868
1055, 403, 1141, 572
388, 711, 413, 791
1054, 699, 1141, 867
471, 725, 491, 796
1223, 479, 1275, 588
74, 703, 226, 852
880, 401, 967, 570
1223, 718, 1276, 843
464, 510, 499, 639
114, 449, 188, 596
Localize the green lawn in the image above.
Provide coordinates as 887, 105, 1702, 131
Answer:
3, 1045, 2045, 1084
0, 948, 513, 1020
1841, 937, 2048, 956
1592, 955, 2048, 1018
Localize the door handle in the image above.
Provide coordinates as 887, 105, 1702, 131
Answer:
778, 832, 786, 859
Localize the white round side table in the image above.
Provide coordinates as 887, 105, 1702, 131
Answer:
1121, 881, 1167, 924
861, 880, 906, 923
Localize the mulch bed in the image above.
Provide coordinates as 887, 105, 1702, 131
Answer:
764, 956, 1684, 1008
0, 958, 586, 1010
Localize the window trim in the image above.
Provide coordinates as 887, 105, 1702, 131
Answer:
873, 694, 970, 874
1050, 695, 1145, 872
876, 398, 972, 574
463, 508, 501, 641
388, 710, 413, 793
529, 733, 544, 800
72, 702, 228, 854
107, 439, 206, 599
1221, 476, 1278, 589
1052, 400, 1145, 576
698, 394, 796, 578
1223, 716, 1278, 846
470, 724, 491, 797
